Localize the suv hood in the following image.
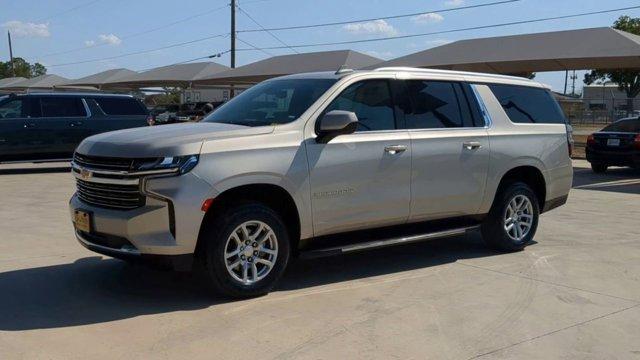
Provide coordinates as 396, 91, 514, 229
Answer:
76, 122, 274, 158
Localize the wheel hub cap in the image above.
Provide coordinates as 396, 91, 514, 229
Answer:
503, 194, 534, 242
224, 220, 278, 285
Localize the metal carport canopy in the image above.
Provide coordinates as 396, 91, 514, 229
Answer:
370, 27, 640, 74
60, 68, 137, 88
1, 74, 71, 91
192, 50, 382, 85
105, 62, 229, 88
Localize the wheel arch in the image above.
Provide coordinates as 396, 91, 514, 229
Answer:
195, 183, 302, 260
494, 165, 547, 210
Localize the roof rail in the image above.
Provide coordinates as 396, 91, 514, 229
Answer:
373, 67, 532, 82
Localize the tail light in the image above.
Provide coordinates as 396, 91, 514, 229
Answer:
586, 134, 596, 147
146, 114, 156, 126
634, 134, 640, 150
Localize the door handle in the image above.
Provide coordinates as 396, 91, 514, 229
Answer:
23, 122, 36, 129
70, 121, 84, 127
384, 145, 407, 155
463, 141, 482, 150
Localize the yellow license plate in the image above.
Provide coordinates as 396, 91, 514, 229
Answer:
74, 210, 91, 233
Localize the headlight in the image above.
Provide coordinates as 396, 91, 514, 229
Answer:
137, 155, 199, 175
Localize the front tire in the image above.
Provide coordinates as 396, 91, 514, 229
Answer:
591, 163, 608, 173
481, 182, 539, 252
202, 203, 290, 298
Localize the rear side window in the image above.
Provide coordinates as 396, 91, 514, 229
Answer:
324, 80, 396, 132
0, 99, 25, 118
488, 84, 566, 124
40, 97, 86, 117
404, 81, 475, 129
94, 97, 147, 115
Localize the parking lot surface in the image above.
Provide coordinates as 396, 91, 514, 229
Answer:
0, 160, 638, 359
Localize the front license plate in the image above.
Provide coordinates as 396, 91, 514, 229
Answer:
74, 210, 91, 233
607, 138, 620, 146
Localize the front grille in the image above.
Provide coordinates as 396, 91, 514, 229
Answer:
73, 153, 159, 172
76, 179, 145, 210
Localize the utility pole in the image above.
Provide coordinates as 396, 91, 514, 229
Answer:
570, 70, 577, 96
8, 30, 15, 77
230, 0, 236, 98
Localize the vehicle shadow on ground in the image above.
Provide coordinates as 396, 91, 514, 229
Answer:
0, 166, 71, 175
572, 165, 640, 195
0, 232, 500, 331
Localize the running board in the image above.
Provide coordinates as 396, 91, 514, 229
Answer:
300, 225, 480, 259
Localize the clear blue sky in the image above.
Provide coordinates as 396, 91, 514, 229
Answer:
2, 0, 640, 93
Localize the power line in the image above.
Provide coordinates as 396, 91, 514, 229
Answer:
36, 0, 103, 22
236, 5, 640, 51
40, 3, 229, 58
237, 0, 521, 33
236, 36, 274, 56
47, 33, 228, 67
237, 6, 298, 53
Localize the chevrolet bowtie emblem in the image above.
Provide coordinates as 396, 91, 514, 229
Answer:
80, 169, 92, 180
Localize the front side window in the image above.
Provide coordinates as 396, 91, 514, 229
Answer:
488, 84, 566, 124
39, 97, 86, 117
0, 99, 24, 119
404, 81, 474, 129
204, 79, 336, 127
324, 80, 396, 132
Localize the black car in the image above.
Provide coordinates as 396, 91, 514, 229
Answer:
0, 93, 151, 163
586, 117, 640, 173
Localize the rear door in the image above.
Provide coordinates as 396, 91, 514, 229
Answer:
85, 96, 149, 136
403, 80, 490, 221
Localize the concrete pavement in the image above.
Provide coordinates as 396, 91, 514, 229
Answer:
0, 160, 638, 359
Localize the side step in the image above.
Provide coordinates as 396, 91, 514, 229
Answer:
300, 225, 480, 259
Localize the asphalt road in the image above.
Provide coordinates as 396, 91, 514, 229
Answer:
0, 160, 638, 359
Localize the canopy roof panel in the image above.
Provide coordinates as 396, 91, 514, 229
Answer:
62, 68, 137, 86
0, 77, 27, 88
194, 50, 382, 85
107, 62, 229, 88
372, 27, 640, 74
2, 74, 71, 90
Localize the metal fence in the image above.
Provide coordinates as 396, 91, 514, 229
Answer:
559, 97, 640, 125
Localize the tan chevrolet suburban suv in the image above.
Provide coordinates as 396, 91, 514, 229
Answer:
69, 67, 573, 297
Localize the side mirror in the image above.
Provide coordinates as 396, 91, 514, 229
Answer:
316, 110, 358, 143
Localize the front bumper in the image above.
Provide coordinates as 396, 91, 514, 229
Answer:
69, 170, 214, 263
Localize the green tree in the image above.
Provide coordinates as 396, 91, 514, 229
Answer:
0, 57, 47, 78
584, 16, 640, 114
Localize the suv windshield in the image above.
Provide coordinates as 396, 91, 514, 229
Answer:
204, 79, 336, 127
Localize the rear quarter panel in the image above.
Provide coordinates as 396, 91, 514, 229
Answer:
474, 84, 573, 214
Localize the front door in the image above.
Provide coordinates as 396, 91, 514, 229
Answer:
306, 79, 412, 236
0, 97, 41, 162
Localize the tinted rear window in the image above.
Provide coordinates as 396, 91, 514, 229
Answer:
602, 118, 640, 133
40, 97, 86, 117
488, 84, 566, 124
404, 80, 476, 129
94, 97, 147, 115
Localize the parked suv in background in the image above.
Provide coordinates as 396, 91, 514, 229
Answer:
0, 93, 150, 162
69, 68, 573, 297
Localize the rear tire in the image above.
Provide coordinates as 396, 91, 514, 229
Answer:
202, 202, 290, 298
591, 163, 608, 173
481, 182, 539, 252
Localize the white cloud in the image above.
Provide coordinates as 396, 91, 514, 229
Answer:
412, 13, 444, 24
2, 20, 50, 37
98, 33, 121, 45
444, 0, 465, 7
343, 20, 398, 36
84, 40, 96, 47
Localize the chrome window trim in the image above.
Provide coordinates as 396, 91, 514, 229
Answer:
470, 84, 494, 129
81, 98, 92, 118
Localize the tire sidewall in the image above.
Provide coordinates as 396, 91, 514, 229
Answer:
485, 182, 540, 251
205, 203, 290, 297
